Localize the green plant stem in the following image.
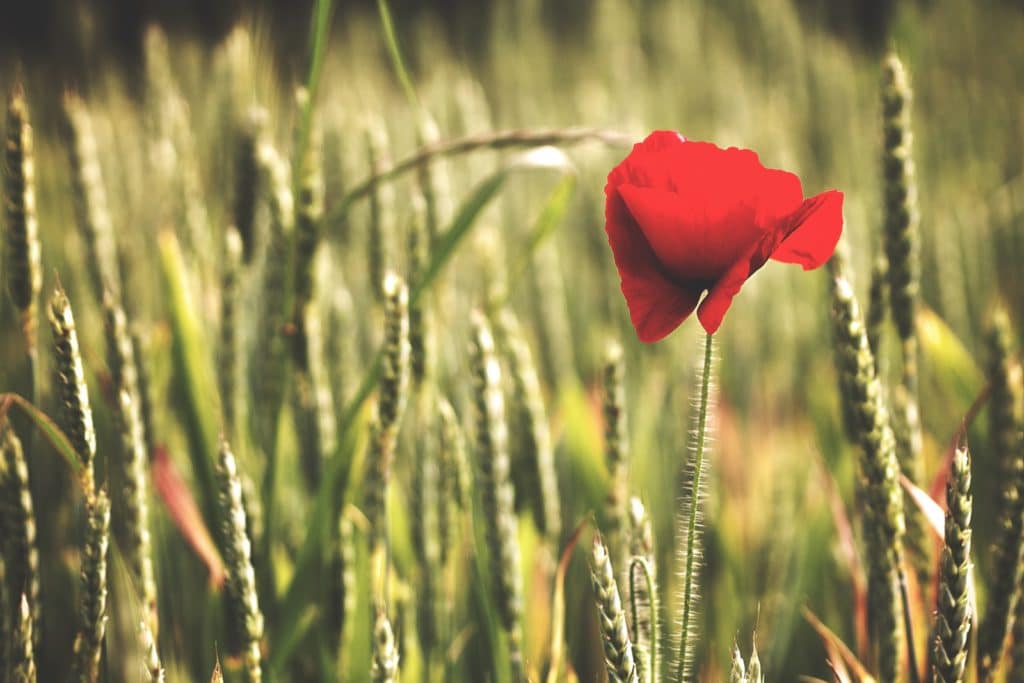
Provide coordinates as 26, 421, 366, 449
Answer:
677, 332, 713, 682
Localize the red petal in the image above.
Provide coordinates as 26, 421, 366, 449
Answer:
618, 183, 760, 282
697, 241, 769, 334
771, 190, 844, 269
605, 187, 702, 342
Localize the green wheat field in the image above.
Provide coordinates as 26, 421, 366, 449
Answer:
2, 0, 1024, 680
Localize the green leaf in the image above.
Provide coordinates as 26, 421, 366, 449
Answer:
917, 306, 984, 436
158, 230, 219, 528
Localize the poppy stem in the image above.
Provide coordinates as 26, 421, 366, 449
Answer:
676, 332, 714, 682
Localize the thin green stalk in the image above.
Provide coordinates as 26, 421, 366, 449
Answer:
376, 0, 419, 107
676, 332, 714, 683
293, 0, 334, 199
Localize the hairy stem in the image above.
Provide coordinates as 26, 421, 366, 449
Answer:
677, 332, 714, 682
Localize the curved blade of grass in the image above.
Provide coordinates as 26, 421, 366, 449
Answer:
376, 0, 419, 107
158, 230, 219, 528
802, 607, 877, 683
899, 474, 944, 540
270, 149, 573, 670
293, 0, 334, 194
546, 519, 588, 683
0, 392, 82, 474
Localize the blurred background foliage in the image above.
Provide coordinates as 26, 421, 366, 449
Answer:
1, 0, 1023, 680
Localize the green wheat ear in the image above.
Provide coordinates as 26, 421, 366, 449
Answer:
11, 592, 36, 683
140, 619, 164, 683
933, 444, 973, 683
48, 284, 97, 495
470, 309, 525, 680
1, 419, 40, 649
61, 92, 120, 302
407, 191, 432, 387
219, 226, 244, 440
371, 606, 400, 683
730, 642, 746, 683
5, 83, 42, 353
882, 53, 929, 590
881, 53, 921, 346
590, 534, 639, 683
251, 141, 293, 448
71, 490, 110, 683
977, 305, 1024, 682
438, 397, 470, 564
829, 270, 905, 681
233, 107, 267, 263
103, 292, 157, 630
363, 272, 411, 558
216, 437, 264, 683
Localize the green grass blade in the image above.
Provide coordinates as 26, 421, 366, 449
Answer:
0, 392, 82, 475
293, 0, 334, 195
376, 0, 419, 107
158, 230, 219, 529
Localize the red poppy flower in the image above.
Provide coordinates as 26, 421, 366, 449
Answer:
605, 131, 843, 342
